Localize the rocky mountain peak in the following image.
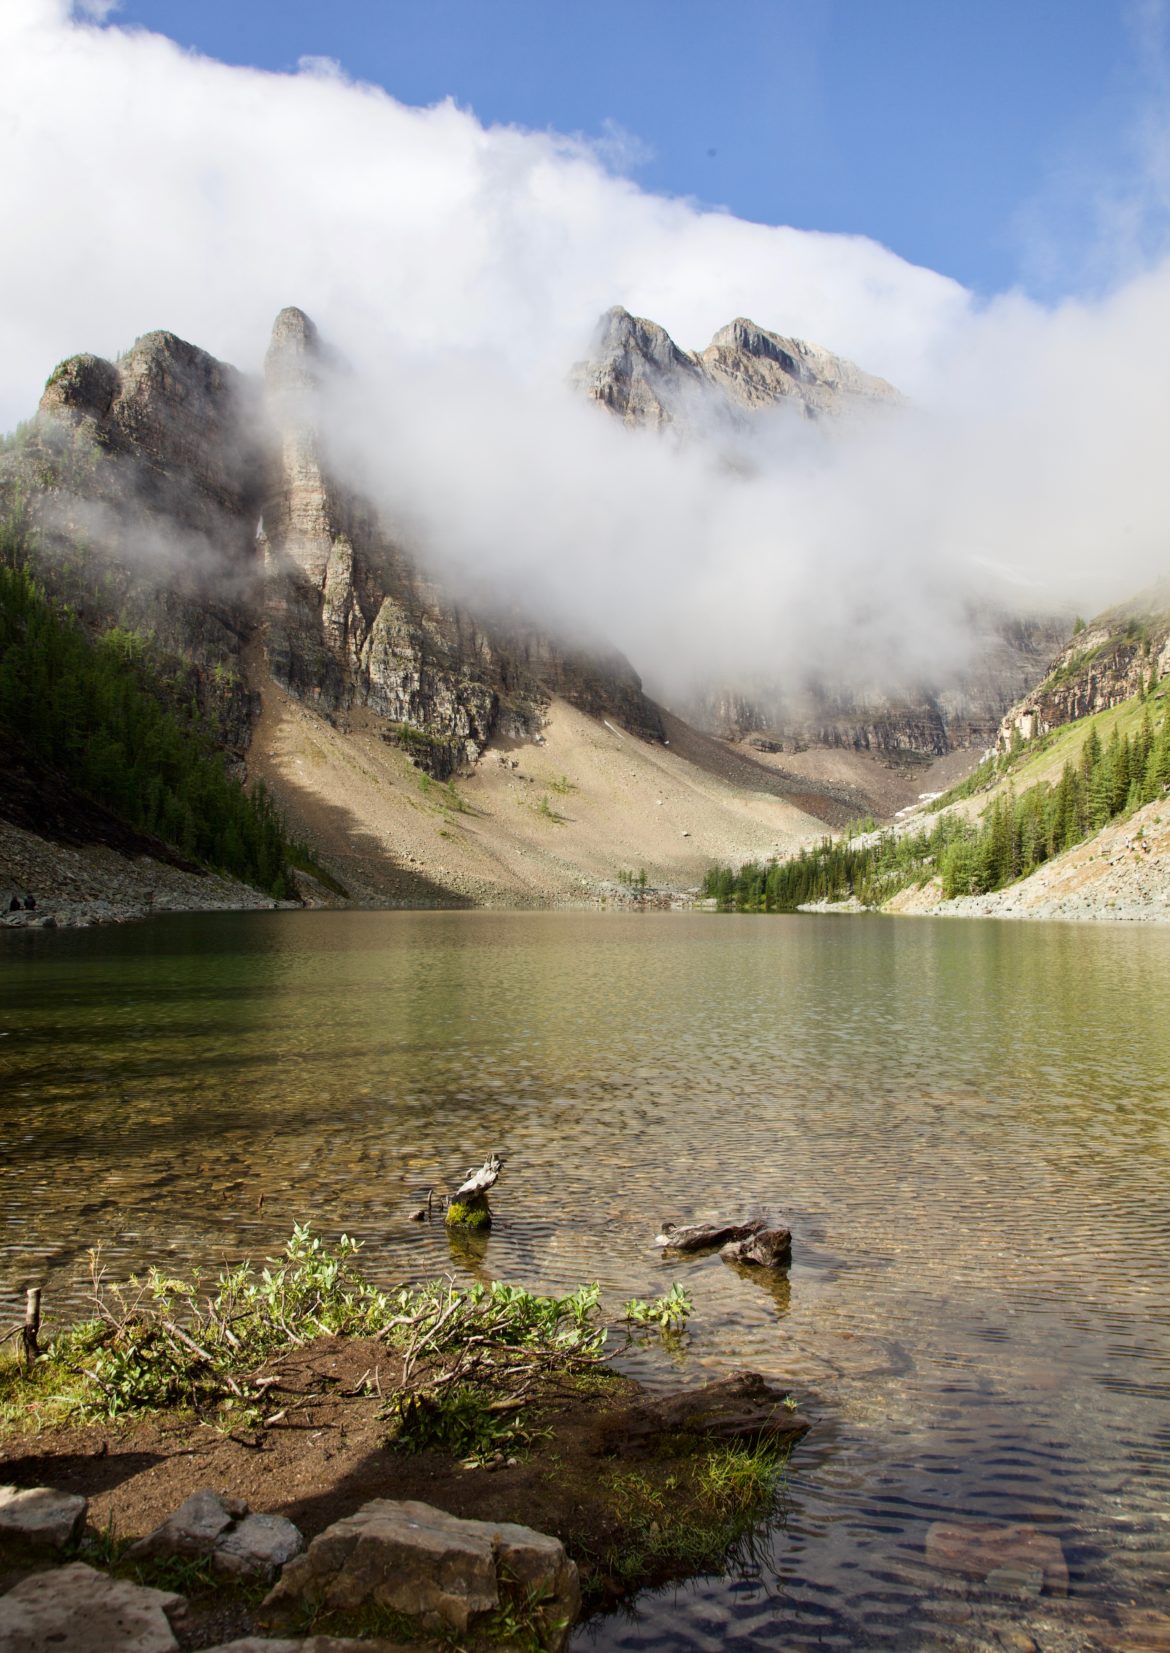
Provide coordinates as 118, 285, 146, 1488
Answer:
265, 305, 323, 393
575, 306, 898, 432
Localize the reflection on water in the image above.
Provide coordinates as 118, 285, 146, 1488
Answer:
2, 910, 1169, 1649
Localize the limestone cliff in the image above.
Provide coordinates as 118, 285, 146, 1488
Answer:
259, 307, 662, 769
19, 330, 266, 756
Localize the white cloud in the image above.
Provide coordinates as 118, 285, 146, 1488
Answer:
2, 0, 1170, 703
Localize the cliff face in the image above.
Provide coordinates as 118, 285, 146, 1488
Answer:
8, 309, 663, 785
259, 307, 662, 769
571, 306, 899, 431
22, 331, 266, 755
998, 591, 1170, 749
575, 306, 1062, 758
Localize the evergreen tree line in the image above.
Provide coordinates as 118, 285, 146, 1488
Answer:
704, 698, 1170, 913
0, 536, 296, 898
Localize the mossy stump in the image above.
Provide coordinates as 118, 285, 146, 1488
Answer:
445, 1153, 503, 1231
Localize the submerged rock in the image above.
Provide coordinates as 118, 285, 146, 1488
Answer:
924, 1520, 1068, 1596
594, 1371, 808, 1456
721, 1226, 792, 1268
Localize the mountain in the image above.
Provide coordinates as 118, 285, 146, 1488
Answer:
3, 308, 902, 916
573, 307, 1068, 758
571, 306, 899, 431
25, 310, 664, 777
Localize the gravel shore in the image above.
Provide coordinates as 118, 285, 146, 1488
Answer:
0, 817, 292, 930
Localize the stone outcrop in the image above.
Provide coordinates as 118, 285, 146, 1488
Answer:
0, 1561, 184, 1652
0, 1483, 87, 1550
262, 1498, 579, 1652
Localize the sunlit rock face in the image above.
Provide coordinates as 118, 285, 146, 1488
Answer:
571, 305, 899, 433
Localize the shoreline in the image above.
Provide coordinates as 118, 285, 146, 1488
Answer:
5, 786, 1170, 934
0, 1236, 806, 1650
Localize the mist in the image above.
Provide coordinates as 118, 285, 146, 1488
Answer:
4, 0, 1170, 703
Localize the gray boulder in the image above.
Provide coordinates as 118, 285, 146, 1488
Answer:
214, 1512, 305, 1580
0, 1484, 87, 1550
127, 1487, 244, 1560
262, 1498, 578, 1651
127, 1489, 302, 1580
0, 1561, 183, 1652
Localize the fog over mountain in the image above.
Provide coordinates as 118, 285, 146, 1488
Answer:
3, 0, 1170, 708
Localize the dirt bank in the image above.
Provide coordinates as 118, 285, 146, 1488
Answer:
0, 1336, 805, 1649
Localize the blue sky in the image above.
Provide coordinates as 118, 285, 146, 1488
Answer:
110, 0, 1160, 298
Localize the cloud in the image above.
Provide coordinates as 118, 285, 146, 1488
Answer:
2, 0, 1170, 707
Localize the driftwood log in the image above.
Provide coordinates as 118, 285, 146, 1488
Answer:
656, 1217, 792, 1269
655, 1219, 765, 1253
721, 1227, 792, 1268
446, 1153, 504, 1230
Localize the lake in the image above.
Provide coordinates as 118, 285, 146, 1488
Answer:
2, 910, 1168, 1649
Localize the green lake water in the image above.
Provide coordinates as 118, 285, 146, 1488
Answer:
2, 909, 1168, 1649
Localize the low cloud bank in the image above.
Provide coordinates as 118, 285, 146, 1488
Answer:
3, 0, 1169, 701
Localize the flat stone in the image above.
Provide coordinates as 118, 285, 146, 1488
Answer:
262, 1498, 578, 1651
0, 1561, 183, 1651
127, 1488, 248, 1561
0, 1484, 88, 1550
214, 1513, 304, 1579
925, 1521, 1068, 1596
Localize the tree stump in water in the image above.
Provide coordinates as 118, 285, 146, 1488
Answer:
445, 1153, 503, 1230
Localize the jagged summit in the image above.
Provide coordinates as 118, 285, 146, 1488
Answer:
573, 305, 899, 430
265, 305, 324, 393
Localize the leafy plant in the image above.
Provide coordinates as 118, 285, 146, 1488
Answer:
623, 1283, 692, 1333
